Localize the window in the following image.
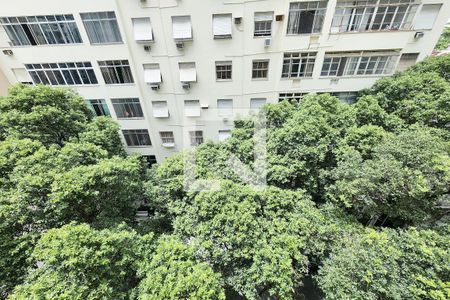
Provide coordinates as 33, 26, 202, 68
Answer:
331, 92, 358, 104
179, 62, 197, 82
25, 62, 98, 85
321, 51, 399, 77
217, 99, 233, 116
331, 0, 419, 33
172, 16, 192, 40
98, 60, 134, 84
86, 99, 110, 117
189, 131, 204, 146
152, 101, 169, 118
278, 92, 307, 102
287, 1, 327, 34
111, 98, 143, 119
250, 98, 266, 109
132, 17, 153, 42
254, 12, 273, 37
396, 53, 419, 72
184, 100, 201, 117
142, 155, 157, 168
0, 15, 82, 46
80, 12, 122, 44
414, 4, 442, 30
122, 129, 152, 147
12, 68, 32, 84
216, 61, 232, 80
144, 64, 162, 85
160, 131, 175, 146
282, 52, 317, 78
252, 60, 269, 79
218, 130, 231, 141
213, 14, 232, 38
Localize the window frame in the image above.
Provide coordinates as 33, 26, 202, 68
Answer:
111, 98, 144, 119
189, 130, 204, 146
98, 60, 134, 85
215, 61, 233, 81
252, 59, 269, 79
281, 52, 317, 78
25, 62, 98, 86
80, 11, 122, 44
86, 99, 110, 117
254, 12, 273, 37
159, 131, 175, 146
287, 1, 328, 35
122, 129, 152, 147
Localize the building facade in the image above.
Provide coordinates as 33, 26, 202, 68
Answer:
0, 0, 449, 162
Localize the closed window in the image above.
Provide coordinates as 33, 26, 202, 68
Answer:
122, 129, 152, 147
216, 61, 232, 80
250, 98, 266, 109
152, 101, 169, 118
252, 60, 269, 79
86, 99, 110, 117
213, 14, 232, 38
254, 12, 273, 37
132, 17, 153, 42
184, 100, 201, 117
321, 51, 399, 77
189, 130, 204, 146
282, 52, 317, 78
279, 92, 307, 102
25, 62, 98, 85
217, 99, 233, 116
98, 60, 134, 84
160, 131, 175, 145
218, 130, 231, 141
111, 98, 143, 119
0, 15, 82, 46
80, 12, 122, 44
414, 4, 442, 30
144, 64, 162, 84
396, 53, 419, 72
331, 0, 419, 33
287, 1, 327, 34
172, 16, 192, 40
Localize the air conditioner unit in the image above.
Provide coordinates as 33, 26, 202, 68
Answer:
176, 42, 184, 49
330, 78, 339, 84
414, 31, 424, 39
275, 15, 284, 21
200, 104, 209, 109
264, 37, 272, 48
182, 82, 191, 89
2, 49, 13, 56
234, 17, 242, 25
162, 142, 175, 148
143, 45, 151, 52
150, 83, 160, 90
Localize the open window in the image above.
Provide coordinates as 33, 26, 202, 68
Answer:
179, 62, 197, 83
414, 4, 442, 30
144, 64, 162, 88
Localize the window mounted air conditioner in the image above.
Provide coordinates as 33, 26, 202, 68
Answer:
3, 49, 13, 56
276, 15, 284, 21
150, 83, 160, 90
264, 37, 272, 48
414, 32, 424, 39
176, 42, 184, 49
182, 82, 191, 89
143, 45, 151, 51
234, 17, 242, 25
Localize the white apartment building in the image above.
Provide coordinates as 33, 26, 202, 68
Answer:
0, 0, 449, 164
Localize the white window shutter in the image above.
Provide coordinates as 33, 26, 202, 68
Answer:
218, 130, 231, 141
250, 98, 266, 109
184, 100, 201, 117
152, 101, 169, 118
217, 99, 233, 116
213, 14, 232, 37
12, 68, 31, 83
179, 63, 197, 82
144, 64, 161, 83
172, 16, 192, 40
254, 12, 273, 22
132, 18, 153, 41
414, 4, 442, 30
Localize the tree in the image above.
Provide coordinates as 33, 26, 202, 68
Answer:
316, 226, 450, 300
329, 126, 450, 225
172, 180, 359, 299
0, 85, 92, 146
9, 223, 154, 300
435, 27, 450, 51
407, 54, 450, 82
135, 236, 225, 300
